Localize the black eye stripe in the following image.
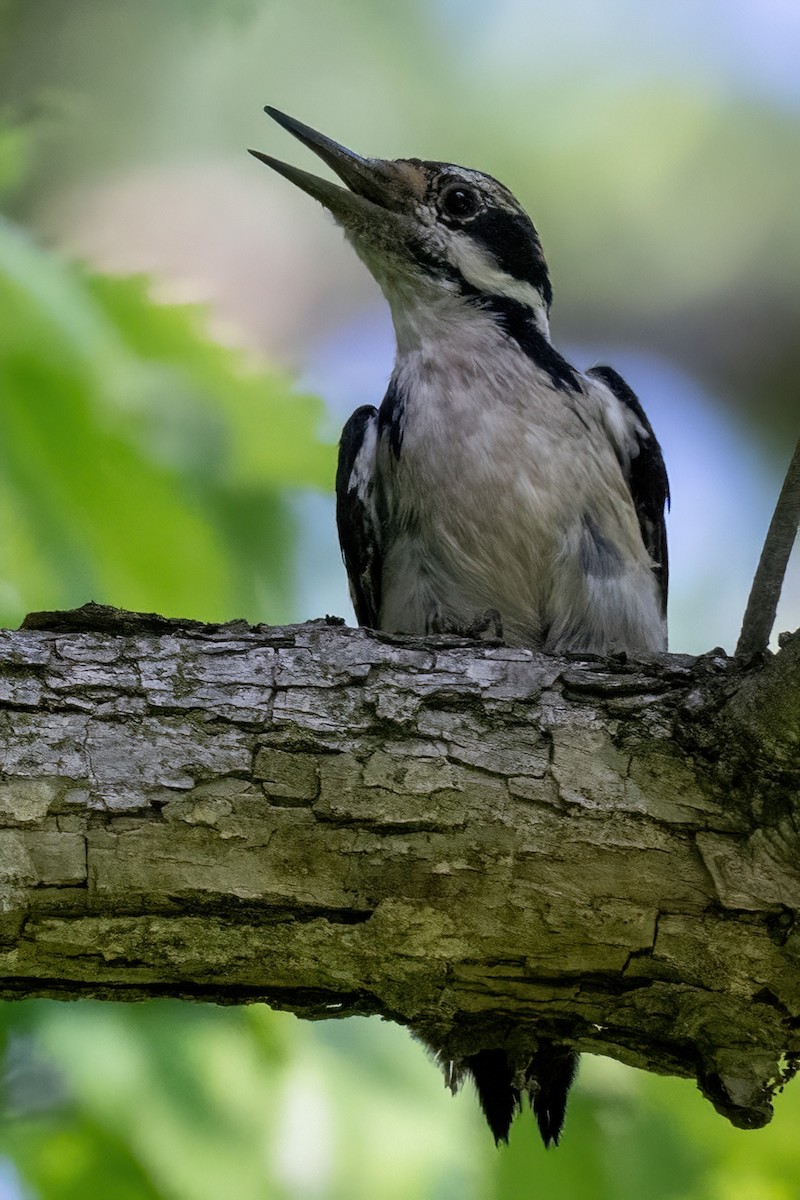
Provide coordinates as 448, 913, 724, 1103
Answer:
416, 162, 553, 307
468, 208, 551, 299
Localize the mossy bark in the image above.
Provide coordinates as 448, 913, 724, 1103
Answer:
0, 604, 798, 1131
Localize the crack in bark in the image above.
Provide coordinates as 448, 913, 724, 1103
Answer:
0, 604, 798, 1133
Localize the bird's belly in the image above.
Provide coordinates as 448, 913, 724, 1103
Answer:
382, 460, 569, 644
379, 386, 664, 654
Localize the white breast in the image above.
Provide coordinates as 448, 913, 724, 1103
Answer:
376, 310, 665, 654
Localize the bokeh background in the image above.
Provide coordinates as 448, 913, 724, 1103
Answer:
1, 1, 799, 1197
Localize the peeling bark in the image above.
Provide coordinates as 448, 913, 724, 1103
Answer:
0, 604, 798, 1131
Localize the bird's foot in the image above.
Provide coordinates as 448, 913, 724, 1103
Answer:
464, 609, 504, 643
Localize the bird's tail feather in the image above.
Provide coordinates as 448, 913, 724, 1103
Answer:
465, 1044, 578, 1147
463, 1048, 521, 1145
527, 1046, 579, 1147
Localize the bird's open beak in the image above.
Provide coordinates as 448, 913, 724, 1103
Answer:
249, 107, 403, 220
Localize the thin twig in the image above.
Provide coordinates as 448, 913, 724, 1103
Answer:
736, 437, 800, 657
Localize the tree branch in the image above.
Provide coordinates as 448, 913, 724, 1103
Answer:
1, 605, 798, 1132
736, 437, 800, 658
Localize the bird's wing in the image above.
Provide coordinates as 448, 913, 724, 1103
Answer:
336, 405, 382, 628
587, 364, 670, 612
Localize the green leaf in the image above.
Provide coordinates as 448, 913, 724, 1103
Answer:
2, 1115, 167, 1200
0, 220, 332, 625
83, 272, 334, 492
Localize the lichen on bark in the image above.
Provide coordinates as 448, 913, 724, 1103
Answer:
0, 604, 798, 1131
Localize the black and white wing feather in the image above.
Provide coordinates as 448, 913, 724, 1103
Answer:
587, 364, 670, 612
335, 405, 382, 628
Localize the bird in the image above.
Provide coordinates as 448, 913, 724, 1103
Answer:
250, 107, 669, 1148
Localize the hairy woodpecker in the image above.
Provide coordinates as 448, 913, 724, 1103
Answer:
250, 109, 669, 1148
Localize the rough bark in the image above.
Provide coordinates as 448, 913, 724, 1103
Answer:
0, 604, 798, 1132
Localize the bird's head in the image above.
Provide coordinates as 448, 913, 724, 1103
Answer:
250, 108, 553, 345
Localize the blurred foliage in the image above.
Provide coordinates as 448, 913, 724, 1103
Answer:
0, 116, 28, 198
0, 217, 332, 627
3, 0, 798, 442
494, 1057, 800, 1200
2, 1000, 800, 1200
0, 1, 798, 1197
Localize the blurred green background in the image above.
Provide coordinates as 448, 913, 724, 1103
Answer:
0, 1, 798, 1197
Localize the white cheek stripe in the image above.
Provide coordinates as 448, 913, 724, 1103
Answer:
448, 235, 544, 311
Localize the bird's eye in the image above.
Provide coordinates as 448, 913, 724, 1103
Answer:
439, 184, 479, 221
